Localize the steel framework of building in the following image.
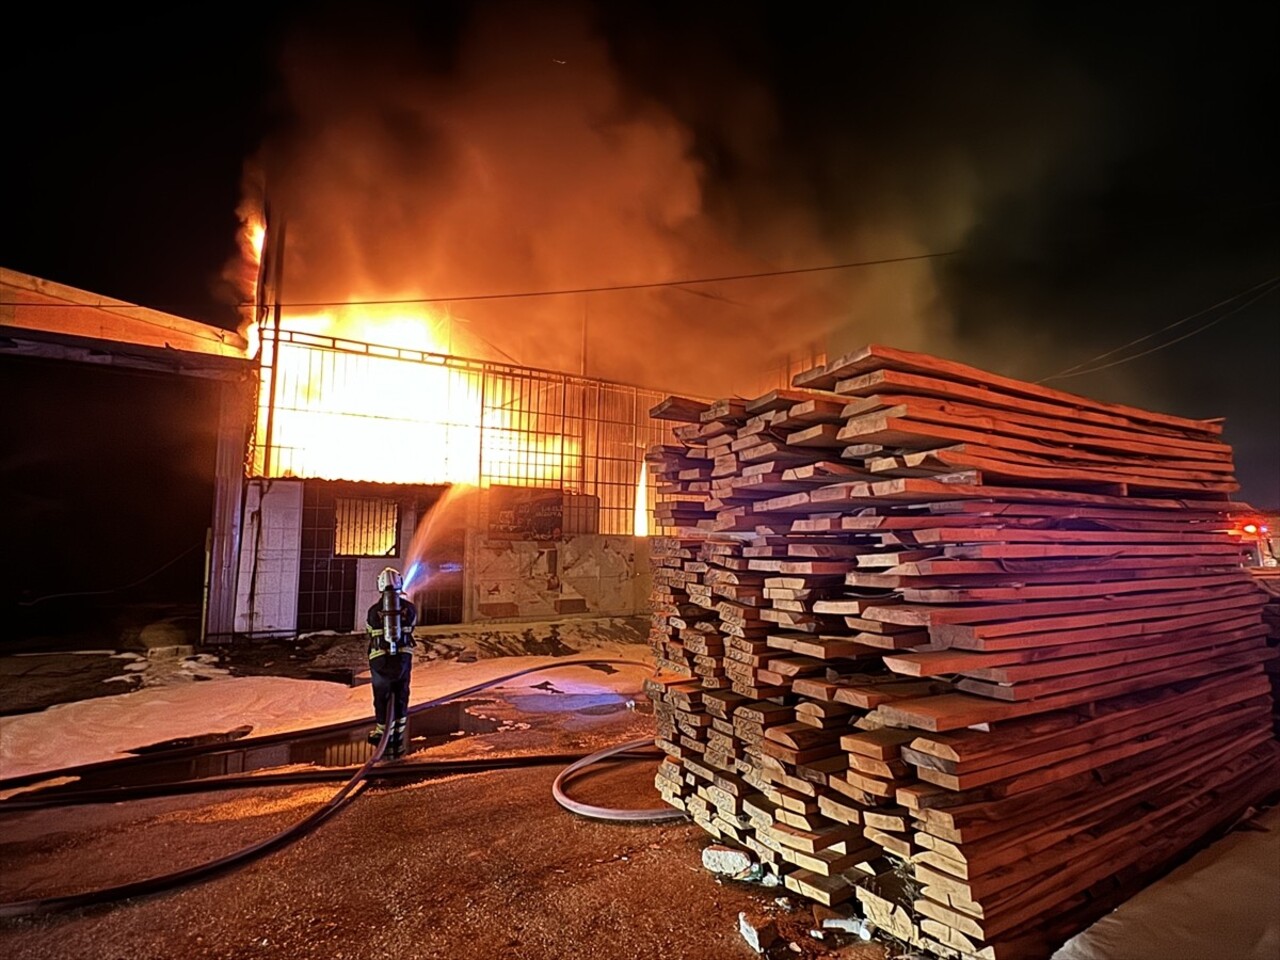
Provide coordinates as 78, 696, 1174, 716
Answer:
249, 327, 671, 534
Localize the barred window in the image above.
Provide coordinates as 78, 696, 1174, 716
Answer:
334, 498, 399, 557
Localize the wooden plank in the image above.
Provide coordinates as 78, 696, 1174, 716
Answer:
937, 599, 1265, 652
884, 619, 1264, 677
840, 728, 919, 759
840, 394, 1231, 460
903, 570, 1250, 604
877, 649, 1271, 731
910, 696, 1271, 791
903, 671, 1266, 767
834, 367, 1222, 444
798, 342, 1223, 435
873, 582, 1259, 629
955, 636, 1266, 701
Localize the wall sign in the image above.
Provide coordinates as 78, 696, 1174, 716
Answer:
488, 486, 564, 541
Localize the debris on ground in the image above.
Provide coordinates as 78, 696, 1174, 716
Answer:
738, 911, 779, 954
702, 844, 755, 878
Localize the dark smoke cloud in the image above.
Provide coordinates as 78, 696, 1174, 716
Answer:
240, 1, 1276, 500
245, 1, 959, 395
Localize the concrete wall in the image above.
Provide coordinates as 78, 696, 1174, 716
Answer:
232, 479, 303, 636
228, 481, 651, 635
466, 533, 647, 621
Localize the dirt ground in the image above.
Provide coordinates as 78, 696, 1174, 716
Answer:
0, 762, 888, 960
0, 663, 888, 960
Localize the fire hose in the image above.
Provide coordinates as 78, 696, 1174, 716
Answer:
0, 658, 683, 919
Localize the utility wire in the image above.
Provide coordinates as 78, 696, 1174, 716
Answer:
1038, 274, 1280, 383
0, 249, 954, 320
235, 250, 959, 308
17, 542, 204, 607
1048, 283, 1280, 381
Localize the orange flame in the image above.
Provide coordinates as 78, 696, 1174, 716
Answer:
249, 221, 266, 264
254, 304, 579, 488
633, 460, 649, 537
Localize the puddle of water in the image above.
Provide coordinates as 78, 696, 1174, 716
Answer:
53, 700, 502, 793
575, 702, 628, 717
131, 726, 255, 753
506, 692, 628, 716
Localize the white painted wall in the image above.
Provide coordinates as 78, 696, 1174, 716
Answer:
232, 479, 303, 636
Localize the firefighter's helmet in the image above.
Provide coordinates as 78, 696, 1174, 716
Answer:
377, 567, 403, 592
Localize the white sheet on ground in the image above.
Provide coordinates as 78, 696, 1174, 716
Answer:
0, 650, 652, 782
1053, 805, 1280, 960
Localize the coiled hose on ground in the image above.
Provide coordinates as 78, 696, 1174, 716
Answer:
0, 658, 683, 918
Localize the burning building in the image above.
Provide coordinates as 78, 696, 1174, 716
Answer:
229, 311, 673, 637
1, 265, 675, 642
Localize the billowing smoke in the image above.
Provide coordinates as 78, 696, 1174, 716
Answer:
235, 2, 973, 396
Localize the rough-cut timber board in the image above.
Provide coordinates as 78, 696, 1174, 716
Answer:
873, 582, 1259, 628
820, 476, 1211, 512
851, 563, 1240, 592
839, 393, 1231, 459
786, 423, 849, 448
894, 556, 1241, 581
783, 867, 859, 906
877, 649, 1271, 731
745, 388, 841, 415
774, 398, 850, 429
906, 711, 1268, 805
956, 636, 1266, 701
910, 696, 1271, 791
911, 753, 1277, 940
919, 499, 1239, 521
911, 722, 1274, 845
876, 445, 1238, 494
885, 619, 1265, 677
794, 343, 1223, 435
902, 570, 1250, 604
834, 679, 945, 708
907, 526, 1235, 545
869, 443, 1234, 485
833, 367, 1227, 441
940, 540, 1240, 560
650, 395, 712, 421
944, 625, 1266, 685
903, 671, 1265, 767
932, 593, 1264, 647
775, 635, 881, 659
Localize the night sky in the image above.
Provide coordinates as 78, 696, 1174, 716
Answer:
2, 2, 1277, 569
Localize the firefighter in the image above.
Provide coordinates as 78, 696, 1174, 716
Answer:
366, 566, 417, 759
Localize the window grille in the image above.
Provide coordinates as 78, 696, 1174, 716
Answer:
334, 497, 399, 557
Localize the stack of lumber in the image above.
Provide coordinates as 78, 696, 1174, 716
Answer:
646, 343, 1279, 959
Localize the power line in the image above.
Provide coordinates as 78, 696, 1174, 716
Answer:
0, 249, 955, 316
1038, 275, 1280, 383
234, 250, 960, 308
16, 542, 204, 607
1047, 283, 1280, 381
